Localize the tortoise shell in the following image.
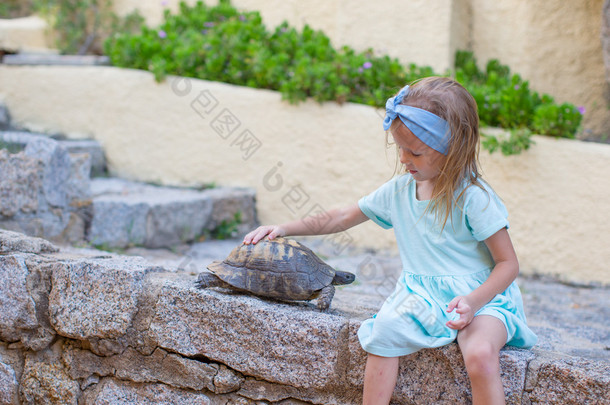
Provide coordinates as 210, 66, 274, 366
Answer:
207, 237, 335, 300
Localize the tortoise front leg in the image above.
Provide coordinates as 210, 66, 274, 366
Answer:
316, 285, 335, 311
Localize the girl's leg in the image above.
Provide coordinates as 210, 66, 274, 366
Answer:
362, 354, 399, 405
457, 315, 508, 405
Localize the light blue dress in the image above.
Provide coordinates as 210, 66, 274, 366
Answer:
357, 174, 537, 357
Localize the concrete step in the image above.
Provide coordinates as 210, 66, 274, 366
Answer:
88, 178, 257, 249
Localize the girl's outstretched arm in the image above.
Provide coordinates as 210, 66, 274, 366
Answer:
243, 203, 368, 245
446, 228, 519, 330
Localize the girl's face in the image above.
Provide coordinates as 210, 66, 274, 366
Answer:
392, 123, 445, 184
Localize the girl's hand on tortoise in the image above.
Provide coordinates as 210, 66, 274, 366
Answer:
243, 225, 285, 245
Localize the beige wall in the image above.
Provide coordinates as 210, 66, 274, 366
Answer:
0, 15, 53, 52
1, 65, 608, 285
470, 0, 608, 140
113, 0, 608, 140
3, 1, 605, 135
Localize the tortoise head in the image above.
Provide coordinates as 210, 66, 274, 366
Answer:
332, 270, 356, 285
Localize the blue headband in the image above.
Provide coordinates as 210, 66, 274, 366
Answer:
383, 85, 451, 155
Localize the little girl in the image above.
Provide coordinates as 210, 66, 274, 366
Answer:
243, 76, 537, 405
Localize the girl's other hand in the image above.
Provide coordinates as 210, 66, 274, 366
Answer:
445, 296, 475, 330
243, 225, 285, 245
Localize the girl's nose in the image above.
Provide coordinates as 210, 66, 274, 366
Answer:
399, 149, 409, 164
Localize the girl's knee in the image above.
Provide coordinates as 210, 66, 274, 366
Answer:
462, 342, 500, 377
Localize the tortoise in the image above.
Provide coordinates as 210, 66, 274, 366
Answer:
195, 237, 355, 310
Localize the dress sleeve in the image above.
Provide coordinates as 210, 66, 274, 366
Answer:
358, 176, 401, 229
464, 182, 509, 241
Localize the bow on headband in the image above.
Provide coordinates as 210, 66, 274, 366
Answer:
383, 85, 450, 155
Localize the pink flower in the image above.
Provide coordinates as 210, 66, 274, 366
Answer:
158, 30, 167, 39
578, 106, 586, 115
362, 61, 372, 69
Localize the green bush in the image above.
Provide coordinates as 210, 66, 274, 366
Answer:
0, 0, 35, 18
104, 1, 583, 140
532, 100, 581, 139
104, 0, 429, 106
455, 51, 582, 139
1, 0, 143, 55
481, 129, 534, 156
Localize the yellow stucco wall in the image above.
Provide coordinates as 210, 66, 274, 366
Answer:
112, 0, 608, 139
470, 0, 608, 140
2, 1, 605, 136
0, 15, 53, 52
0, 65, 608, 285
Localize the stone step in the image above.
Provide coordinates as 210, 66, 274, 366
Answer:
0, 229, 607, 404
2, 52, 110, 66
1, 130, 257, 247
0, 130, 107, 176
0, 134, 92, 243
88, 178, 257, 249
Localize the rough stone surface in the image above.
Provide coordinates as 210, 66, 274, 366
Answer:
0, 229, 58, 253
0, 255, 38, 346
148, 275, 349, 390
20, 346, 80, 405
237, 377, 357, 405
205, 186, 259, 235
48, 256, 161, 341
60, 340, 244, 395
57, 139, 106, 177
0, 149, 42, 217
524, 352, 610, 404
517, 274, 610, 362
81, 378, 211, 405
0, 361, 18, 405
88, 178, 257, 249
213, 365, 245, 394
0, 230, 607, 404
0, 136, 91, 242
88, 198, 150, 247
0, 131, 107, 177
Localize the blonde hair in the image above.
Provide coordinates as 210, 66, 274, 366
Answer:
389, 76, 484, 230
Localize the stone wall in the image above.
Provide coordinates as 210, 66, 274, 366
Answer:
1, 229, 608, 404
